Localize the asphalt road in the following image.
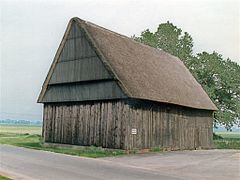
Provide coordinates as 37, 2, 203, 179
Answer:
0, 145, 239, 180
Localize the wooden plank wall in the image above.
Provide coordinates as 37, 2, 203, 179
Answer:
49, 21, 112, 85
41, 21, 127, 103
49, 57, 112, 84
43, 101, 128, 149
43, 100, 213, 150
42, 81, 126, 103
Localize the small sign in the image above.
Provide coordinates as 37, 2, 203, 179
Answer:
131, 128, 137, 135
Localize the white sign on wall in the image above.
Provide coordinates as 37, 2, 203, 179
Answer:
131, 128, 137, 135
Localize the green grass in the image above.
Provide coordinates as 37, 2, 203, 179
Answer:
0, 175, 12, 180
150, 147, 162, 152
213, 132, 240, 149
215, 132, 240, 139
0, 132, 125, 158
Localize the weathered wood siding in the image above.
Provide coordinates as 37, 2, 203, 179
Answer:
42, 21, 126, 103
43, 100, 213, 150
49, 21, 111, 84
49, 57, 112, 84
42, 81, 126, 103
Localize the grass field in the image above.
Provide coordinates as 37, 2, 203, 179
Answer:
215, 132, 240, 139
0, 133, 127, 158
213, 132, 240, 149
0, 175, 12, 180
0, 125, 126, 158
0, 124, 42, 135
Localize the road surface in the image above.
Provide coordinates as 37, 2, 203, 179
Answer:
0, 145, 239, 180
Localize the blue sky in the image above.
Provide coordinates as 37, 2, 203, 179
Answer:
0, 0, 239, 120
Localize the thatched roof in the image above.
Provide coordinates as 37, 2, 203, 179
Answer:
38, 17, 217, 111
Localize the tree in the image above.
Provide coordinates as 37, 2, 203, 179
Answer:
133, 22, 240, 130
133, 21, 194, 65
191, 52, 240, 130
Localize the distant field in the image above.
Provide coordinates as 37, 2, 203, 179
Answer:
215, 132, 240, 139
0, 124, 42, 135
214, 131, 240, 149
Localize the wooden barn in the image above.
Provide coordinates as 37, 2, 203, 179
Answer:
38, 17, 217, 150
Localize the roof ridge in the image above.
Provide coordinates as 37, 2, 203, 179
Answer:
72, 17, 174, 58
86, 21, 159, 50
85, 19, 184, 64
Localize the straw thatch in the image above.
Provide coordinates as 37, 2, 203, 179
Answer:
38, 17, 217, 111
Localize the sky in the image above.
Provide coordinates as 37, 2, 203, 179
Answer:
0, 0, 239, 120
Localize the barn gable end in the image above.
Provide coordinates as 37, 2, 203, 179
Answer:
40, 21, 126, 103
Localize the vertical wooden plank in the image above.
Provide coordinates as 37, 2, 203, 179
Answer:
103, 102, 108, 147
140, 107, 144, 149
68, 105, 72, 144
72, 105, 77, 144
152, 107, 156, 147
136, 108, 141, 148
115, 101, 121, 149
78, 104, 83, 145
128, 105, 133, 150
141, 107, 145, 149
121, 101, 127, 149
160, 105, 164, 148
86, 104, 90, 145
147, 107, 150, 148
105, 102, 109, 147
156, 106, 161, 147
144, 107, 148, 148
47, 105, 53, 142
43, 105, 48, 142
93, 103, 96, 145
111, 102, 116, 148
58, 105, 62, 143
107, 102, 113, 148
99, 102, 104, 147
139, 107, 144, 149
52, 105, 55, 142
60, 105, 64, 143
94, 103, 98, 146
51, 105, 55, 143
46, 104, 50, 142
97, 102, 101, 146
209, 114, 213, 148
89, 104, 93, 145
175, 107, 180, 149
63, 105, 67, 144
55, 105, 59, 143
129, 107, 134, 149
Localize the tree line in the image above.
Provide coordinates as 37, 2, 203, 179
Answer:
133, 21, 240, 130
